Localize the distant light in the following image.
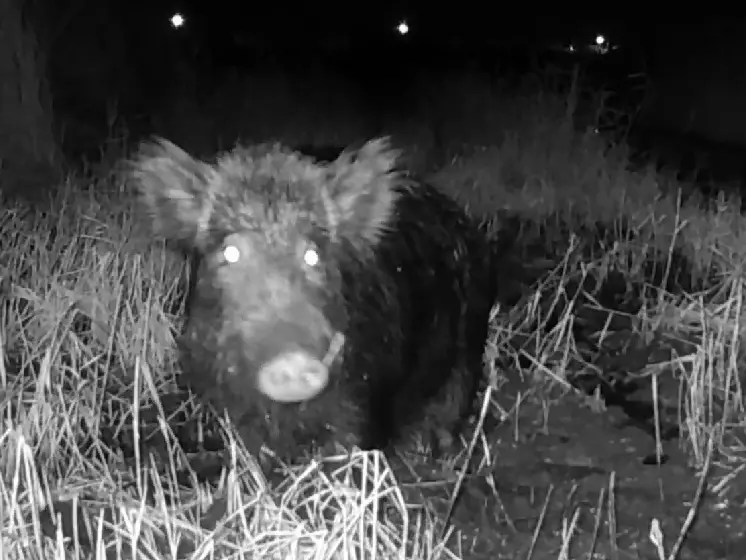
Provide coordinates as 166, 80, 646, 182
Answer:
169, 13, 186, 29
396, 21, 409, 36
595, 34, 605, 45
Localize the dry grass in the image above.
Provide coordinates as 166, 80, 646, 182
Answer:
2, 82, 745, 559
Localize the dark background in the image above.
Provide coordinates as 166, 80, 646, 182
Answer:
29, 0, 746, 190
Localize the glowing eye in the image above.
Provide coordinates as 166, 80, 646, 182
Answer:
303, 248, 319, 267
223, 245, 241, 263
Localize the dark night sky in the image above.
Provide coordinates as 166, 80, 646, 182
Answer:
148, 0, 746, 69
164, 0, 650, 49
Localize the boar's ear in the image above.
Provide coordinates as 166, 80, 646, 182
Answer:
324, 137, 401, 247
130, 137, 214, 249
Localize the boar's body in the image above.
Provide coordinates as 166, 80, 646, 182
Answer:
132, 137, 494, 463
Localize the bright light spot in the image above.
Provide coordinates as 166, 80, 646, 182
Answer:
303, 248, 319, 267
396, 21, 409, 36
169, 13, 186, 29
223, 245, 240, 264
595, 34, 606, 45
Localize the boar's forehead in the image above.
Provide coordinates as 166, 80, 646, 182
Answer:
203, 149, 335, 240
208, 175, 329, 242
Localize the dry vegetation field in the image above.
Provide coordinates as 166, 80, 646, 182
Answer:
2, 86, 746, 560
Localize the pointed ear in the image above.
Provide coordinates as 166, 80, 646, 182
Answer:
130, 137, 215, 249
323, 137, 402, 248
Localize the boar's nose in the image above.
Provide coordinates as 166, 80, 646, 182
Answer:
256, 350, 330, 402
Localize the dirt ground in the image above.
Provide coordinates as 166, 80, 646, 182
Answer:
399, 384, 745, 560
393, 228, 746, 560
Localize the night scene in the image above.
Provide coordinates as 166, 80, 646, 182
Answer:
1, 0, 745, 557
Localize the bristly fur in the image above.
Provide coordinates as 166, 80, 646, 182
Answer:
132, 137, 401, 254
131, 136, 496, 464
